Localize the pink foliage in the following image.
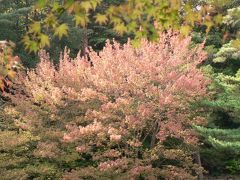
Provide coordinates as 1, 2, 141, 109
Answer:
18, 32, 209, 179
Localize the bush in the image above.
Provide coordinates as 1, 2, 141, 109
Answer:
4, 32, 209, 179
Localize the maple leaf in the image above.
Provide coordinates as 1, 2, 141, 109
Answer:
180, 25, 191, 37
54, 24, 69, 39
113, 23, 127, 35
75, 14, 89, 27
52, 2, 61, 12
22, 35, 39, 53
91, 0, 102, 10
30, 22, 41, 34
80, 1, 92, 12
28, 41, 39, 53
44, 14, 58, 28
40, 34, 50, 47
95, 14, 108, 25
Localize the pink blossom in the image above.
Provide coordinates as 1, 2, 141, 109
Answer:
14, 31, 209, 178
110, 134, 122, 142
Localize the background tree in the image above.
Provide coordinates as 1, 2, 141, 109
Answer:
192, 0, 240, 175
1, 0, 240, 178
0, 0, 38, 67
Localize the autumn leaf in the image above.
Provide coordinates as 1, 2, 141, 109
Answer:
75, 14, 89, 27
95, 14, 108, 25
44, 14, 58, 28
22, 35, 30, 47
213, 14, 223, 24
231, 39, 240, 49
30, 22, 41, 34
52, 2, 61, 12
91, 0, 102, 10
23, 36, 39, 53
204, 21, 214, 33
80, 1, 92, 12
28, 41, 39, 53
40, 34, 50, 47
0, 77, 4, 91
54, 23, 69, 39
127, 21, 137, 32
7, 70, 16, 80
180, 25, 191, 37
35, 0, 47, 9
113, 23, 127, 35
64, 0, 75, 13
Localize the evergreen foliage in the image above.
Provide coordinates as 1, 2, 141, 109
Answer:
1, 0, 240, 178
194, 2, 240, 175
195, 125, 240, 175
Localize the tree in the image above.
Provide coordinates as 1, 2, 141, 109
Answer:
0, 0, 37, 66
2, 32, 209, 179
23, 0, 225, 52
195, 125, 240, 175
193, 2, 240, 175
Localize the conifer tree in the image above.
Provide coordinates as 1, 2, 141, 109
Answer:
195, 2, 240, 175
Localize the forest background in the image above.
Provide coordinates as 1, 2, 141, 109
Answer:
0, 0, 240, 179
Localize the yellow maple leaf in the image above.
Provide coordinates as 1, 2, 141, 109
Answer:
95, 14, 108, 25
54, 23, 69, 39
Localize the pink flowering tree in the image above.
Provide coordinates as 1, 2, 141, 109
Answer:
7, 32, 209, 179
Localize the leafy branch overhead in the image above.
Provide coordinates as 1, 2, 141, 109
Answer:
24, 0, 227, 52
0, 42, 20, 92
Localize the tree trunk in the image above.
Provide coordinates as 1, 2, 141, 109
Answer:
196, 151, 204, 180
81, 28, 88, 57
150, 122, 159, 148
25, 0, 29, 31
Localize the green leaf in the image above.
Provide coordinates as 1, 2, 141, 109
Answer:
54, 24, 69, 39
35, 0, 47, 9
95, 14, 108, 25
29, 41, 39, 53
52, 2, 60, 12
